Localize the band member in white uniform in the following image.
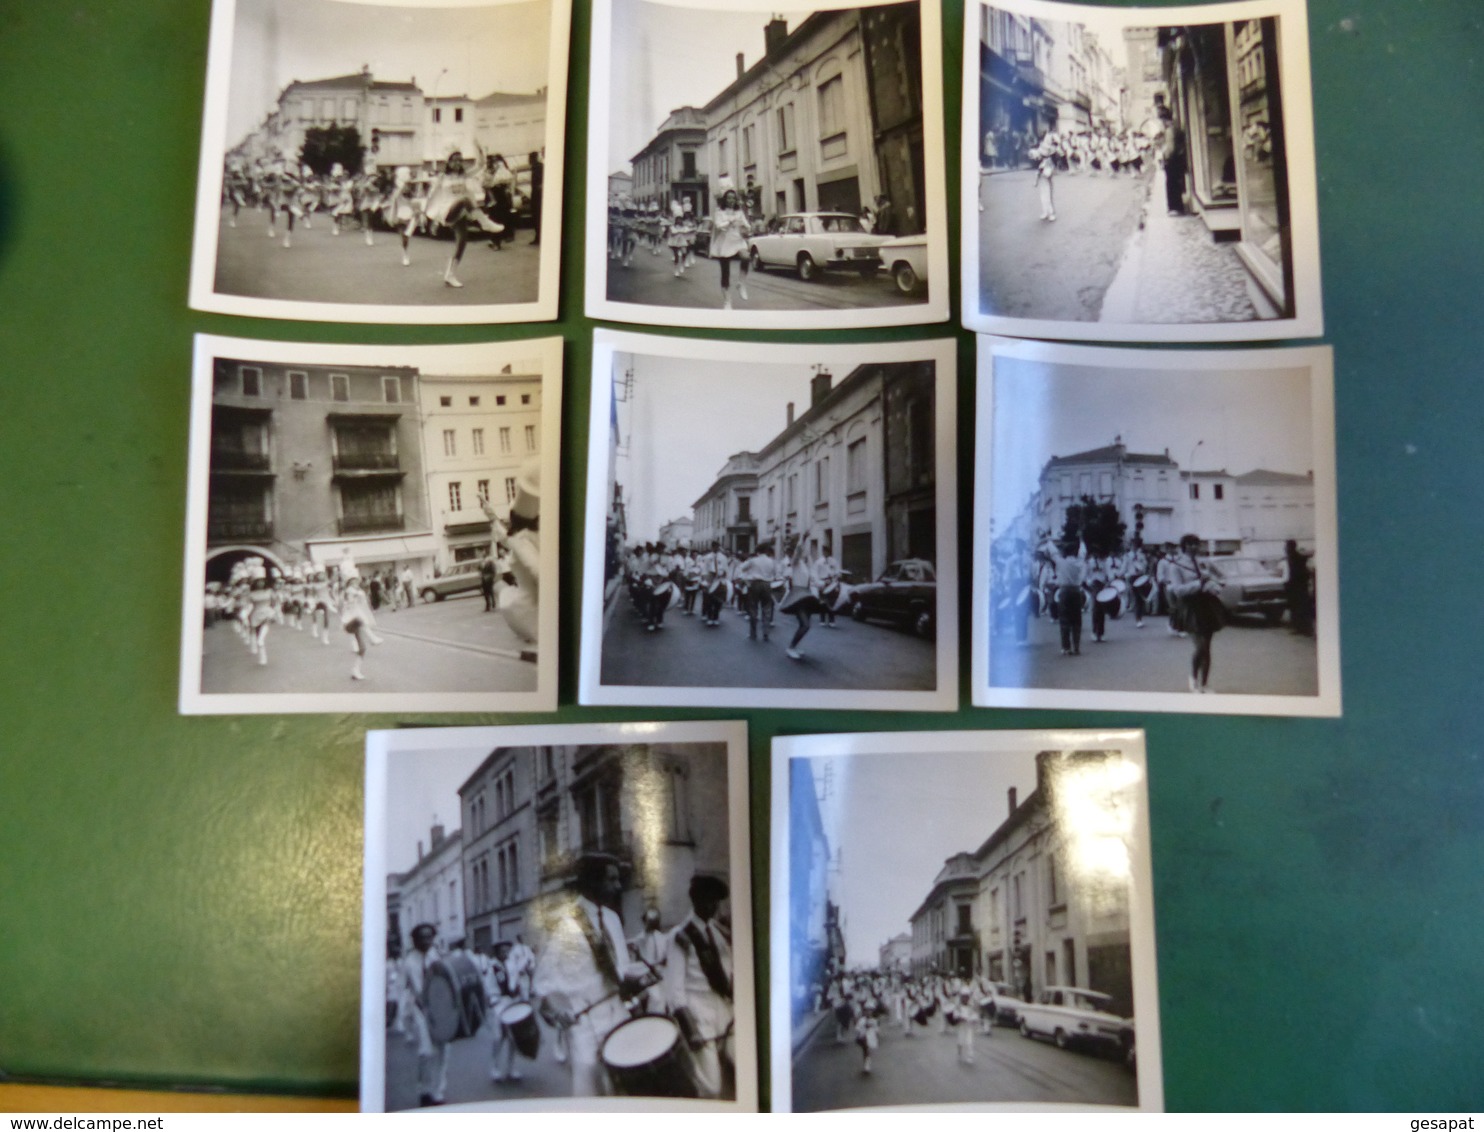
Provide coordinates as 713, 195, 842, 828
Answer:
399, 923, 451, 1107
811, 543, 842, 628
534, 853, 648, 1098
1122, 540, 1151, 628
735, 544, 776, 642
663, 874, 735, 1099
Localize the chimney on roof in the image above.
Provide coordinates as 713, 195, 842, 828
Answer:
1008, 787, 1018, 817
764, 16, 789, 57
736, 52, 746, 79
416, 839, 424, 861
786, 402, 795, 426
430, 821, 445, 849
810, 369, 833, 407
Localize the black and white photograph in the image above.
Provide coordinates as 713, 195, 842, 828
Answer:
579, 330, 957, 711
361, 721, 757, 1112
961, 0, 1321, 342
972, 338, 1340, 717
189, 0, 571, 324
584, 0, 950, 330
179, 334, 561, 714
770, 729, 1163, 1112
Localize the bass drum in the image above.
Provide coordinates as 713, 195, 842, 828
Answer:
601, 1015, 699, 1098
424, 954, 486, 1043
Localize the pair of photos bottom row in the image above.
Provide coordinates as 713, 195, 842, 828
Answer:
362, 721, 1163, 1112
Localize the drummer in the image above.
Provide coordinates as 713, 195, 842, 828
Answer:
487, 940, 525, 1084
663, 873, 735, 1099
399, 922, 450, 1107
533, 852, 650, 1097
1085, 548, 1116, 643
1122, 539, 1151, 628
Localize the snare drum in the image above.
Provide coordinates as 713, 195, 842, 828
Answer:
499, 1001, 541, 1060
601, 1015, 699, 1098
1095, 585, 1122, 619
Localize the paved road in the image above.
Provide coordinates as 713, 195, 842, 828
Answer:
385, 1011, 573, 1111
791, 1013, 1138, 1111
989, 602, 1318, 696
976, 169, 1148, 321
213, 205, 540, 306
600, 591, 935, 691
200, 594, 536, 694
604, 236, 923, 312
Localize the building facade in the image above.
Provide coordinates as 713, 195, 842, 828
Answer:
789, 759, 835, 1015
973, 751, 1135, 1017
690, 452, 760, 557
232, 68, 426, 170
657, 516, 694, 549
459, 742, 731, 957
207, 357, 437, 585
419, 371, 542, 569
474, 90, 548, 163
704, 9, 924, 226
908, 852, 981, 978
878, 932, 912, 973
979, 12, 1124, 151
396, 821, 465, 951
630, 107, 710, 216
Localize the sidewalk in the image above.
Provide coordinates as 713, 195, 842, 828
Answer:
792, 1006, 834, 1058
1099, 183, 1270, 324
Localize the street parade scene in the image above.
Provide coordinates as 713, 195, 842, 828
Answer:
785, 741, 1147, 1111
188, 346, 547, 703
598, 0, 936, 313
594, 346, 944, 696
981, 344, 1332, 704
974, 5, 1303, 329
375, 735, 744, 1109
202, 0, 553, 309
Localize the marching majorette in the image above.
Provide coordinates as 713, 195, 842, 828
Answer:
668, 199, 695, 277
340, 575, 379, 681
1167, 532, 1225, 693
422, 149, 506, 289
709, 178, 752, 309
244, 572, 275, 666
262, 152, 305, 248
777, 530, 827, 661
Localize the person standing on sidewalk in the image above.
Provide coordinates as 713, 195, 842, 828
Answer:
1160, 106, 1188, 215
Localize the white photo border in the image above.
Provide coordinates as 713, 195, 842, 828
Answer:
360, 719, 758, 1113
959, 0, 1323, 343
188, 0, 572, 325
970, 336, 1341, 717
584, 0, 951, 330
178, 333, 562, 714
769, 727, 1164, 1113
578, 328, 959, 711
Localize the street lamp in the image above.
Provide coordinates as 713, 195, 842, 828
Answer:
1187, 438, 1204, 471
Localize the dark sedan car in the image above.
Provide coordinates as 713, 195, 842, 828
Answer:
848, 558, 936, 638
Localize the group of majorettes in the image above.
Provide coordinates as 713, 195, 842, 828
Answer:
606, 186, 756, 309
822, 970, 1005, 1076
209, 563, 384, 681
223, 150, 522, 288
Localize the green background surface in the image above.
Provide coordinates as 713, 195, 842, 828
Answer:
1, 0, 1482, 1112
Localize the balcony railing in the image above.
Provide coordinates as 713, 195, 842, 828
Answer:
208, 519, 273, 542
211, 448, 272, 472
333, 451, 400, 472
337, 513, 404, 535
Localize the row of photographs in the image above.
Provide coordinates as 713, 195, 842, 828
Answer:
363, 721, 1162, 1112
180, 331, 1341, 718
189, 0, 1323, 340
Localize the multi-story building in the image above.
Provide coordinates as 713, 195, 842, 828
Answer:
657, 516, 694, 550
607, 170, 634, 202
878, 932, 912, 973
908, 852, 981, 978
458, 741, 730, 956
789, 759, 834, 1013
473, 90, 548, 163
973, 751, 1135, 1016
690, 452, 760, 557
1121, 28, 1164, 133
1232, 469, 1316, 556
704, 9, 924, 226
419, 371, 542, 570
243, 67, 426, 169
395, 820, 465, 951
206, 357, 436, 584
1158, 20, 1293, 315
425, 93, 477, 165
978, 8, 1057, 144
1029, 440, 1183, 550
630, 107, 709, 216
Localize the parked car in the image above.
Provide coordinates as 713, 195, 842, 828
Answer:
848, 558, 936, 638
419, 560, 484, 602
1017, 985, 1134, 1059
748, 212, 891, 280
1204, 555, 1288, 622
983, 980, 1023, 1026
878, 234, 928, 295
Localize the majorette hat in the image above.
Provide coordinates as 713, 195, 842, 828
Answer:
511, 456, 539, 526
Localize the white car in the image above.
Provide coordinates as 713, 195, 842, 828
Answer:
1017, 985, 1135, 1059
878, 234, 928, 294
748, 212, 890, 280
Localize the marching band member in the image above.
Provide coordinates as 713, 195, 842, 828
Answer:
853, 997, 881, 1075
534, 853, 649, 1098
663, 874, 735, 1100
262, 153, 304, 248
422, 150, 505, 289
1041, 536, 1088, 656
486, 939, 525, 1084
1085, 549, 1115, 643
710, 185, 752, 309
698, 543, 729, 627
245, 573, 275, 666
778, 532, 825, 661
1122, 539, 1151, 628
400, 923, 451, 1107
735, 543, 776, 642
1167, 533, 1224, 693
811, 541, 842, 628
948, 987, 977, 1065
340, 575, 379, 681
